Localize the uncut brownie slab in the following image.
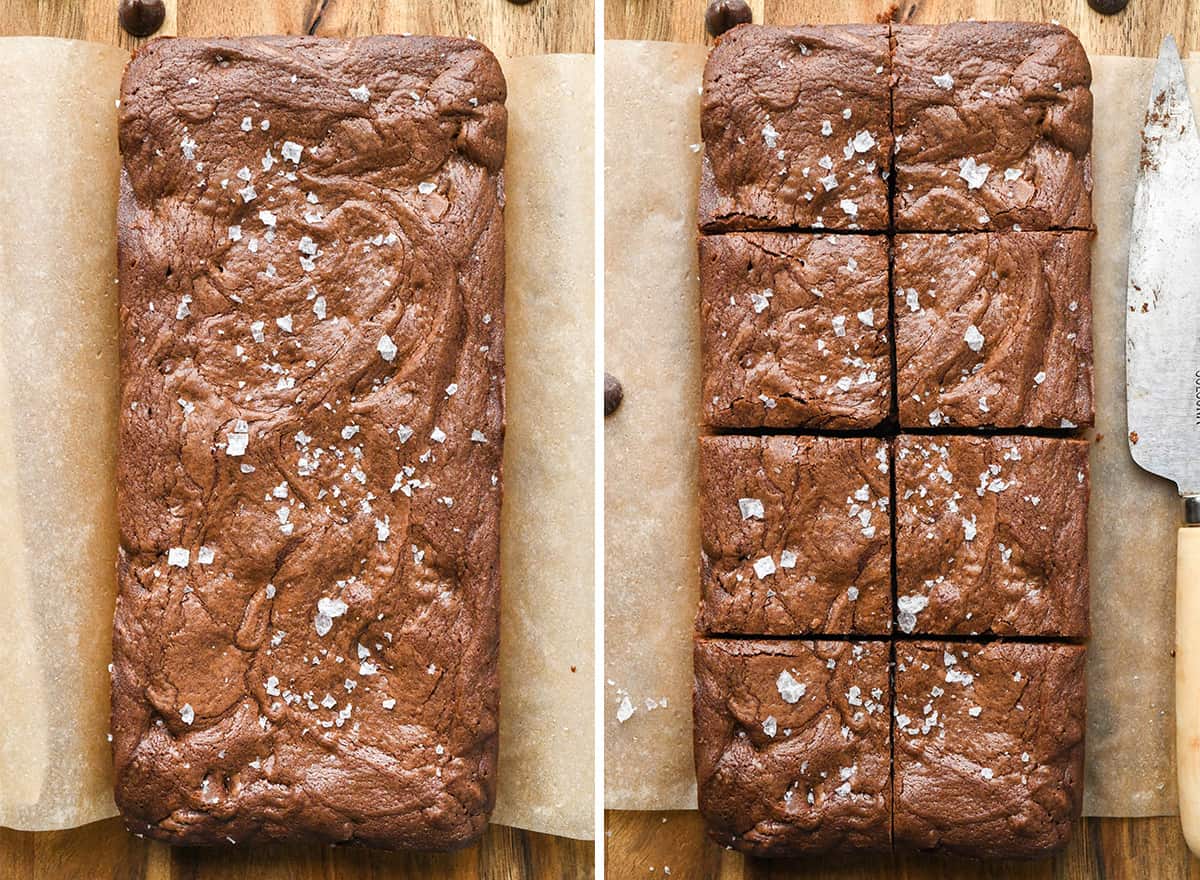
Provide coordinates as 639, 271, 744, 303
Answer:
893, 642, 1086, 859
699, 435, 891, 635
894, 435, 1089, 637
695, 639, 892, 856
112, 36, 505, 849
892, 22, 1093, 231
701, 232, 890, 429
894, 232, 1093, 429
699, 24, 892, 232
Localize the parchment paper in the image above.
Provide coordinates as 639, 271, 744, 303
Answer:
0, 39, 596, 840
603, 39, 1185, 818
0, 36, 126, 832
494, 53, 596, 840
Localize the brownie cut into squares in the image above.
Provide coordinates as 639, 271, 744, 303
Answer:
699, 435, 891, 635
701, 233, 891, 429
699, 24, 892, 232
112, 36, 505, 850
893, 642, 1086, 859
695, 639, 892, 856
892, 22, 1093, 231
894, 232, 1093, 429
894, 435, 1089, 637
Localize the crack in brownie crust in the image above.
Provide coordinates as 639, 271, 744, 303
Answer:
701, 233, 891, 429
694, 639, 893, 857
895, 435, 1089, 638
112, 36, 505, 849
893, 22, 1093, 231
699, 436, 892, 636
893, 642, 1085, 859
699, 25, 893, 232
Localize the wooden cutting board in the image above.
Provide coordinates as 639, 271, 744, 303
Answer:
0, 2, 592, 879
605, 2, 1200, 878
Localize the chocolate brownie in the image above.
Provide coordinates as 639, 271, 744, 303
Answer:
893, 642, 1086, 859
694, 639, 892, 856
112, 36, 505, 849
699, 25, 892, 232
894, 435, 1089, 637
892, 22, 1093, 231
894, 232, 1093, 429
701, 233, 891, 429
699, 435, 891, 635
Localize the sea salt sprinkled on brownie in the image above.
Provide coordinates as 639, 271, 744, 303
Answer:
738, 498, 764, 520
776, 669, 806, 703
348, 85, 370, 102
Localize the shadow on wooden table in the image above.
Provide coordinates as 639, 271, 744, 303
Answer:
1, 817, 593, 880
605, 810, 1200, 880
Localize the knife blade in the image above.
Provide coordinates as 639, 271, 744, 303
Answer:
1127, 33, 1200, 858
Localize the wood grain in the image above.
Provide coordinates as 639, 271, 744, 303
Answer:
605, 0, 1200, 877
0, 1, 592, 878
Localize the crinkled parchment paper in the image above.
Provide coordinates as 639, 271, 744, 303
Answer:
0, 39, 595, 840
603, 39, 1184, 818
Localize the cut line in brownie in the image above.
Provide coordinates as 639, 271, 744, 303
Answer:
893, 641, 1086, 859
701, 232, 891, 429
892, 22, 1093, 232
694, 638, 893, 857
699, 435, 892, 636
112, 35, 505, 850
699, 24, 892, 233
894, 232, 1093, 430
895, 435, 1089, 638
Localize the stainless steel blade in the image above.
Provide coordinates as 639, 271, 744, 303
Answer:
1127, 35, 1200, 497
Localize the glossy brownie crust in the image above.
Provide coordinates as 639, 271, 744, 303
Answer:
892, 22, 1093, 231
699, 435, 891, 635
699, 24, 892, 232
895, 435, 1090, 637
701, 233, 891, 429
893, 642, 1086, 859
894, 232, 1093, 429
695, 639, 892, 856
113, 36, 505, 849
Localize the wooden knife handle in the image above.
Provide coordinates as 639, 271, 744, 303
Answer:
1179, 525, 1200, 856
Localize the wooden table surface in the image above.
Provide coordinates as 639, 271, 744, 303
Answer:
605, 1, 1200, 878
0, 2, 592, 879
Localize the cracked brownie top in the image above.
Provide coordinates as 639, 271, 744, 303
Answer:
893, 641, 1085, 859
699, 435, 892, 636
112, 35, 505, 849
893, 22, 1093, 231
694, 638, 893, 857
895, 435, 1090, 638
700, 232, 891, 429
699, 24, 893, 232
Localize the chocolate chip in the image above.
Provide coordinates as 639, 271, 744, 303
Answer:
604, 373, 623, 417
1087, 0, 1129, 13
118, 0, 165, 37
705, 0, 753, 37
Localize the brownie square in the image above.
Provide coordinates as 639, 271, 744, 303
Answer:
694, 639, 892, 856
894, 435, 1089, 637
696, 436, 892, 633
699, 25, 892, 232
893, 642, 1085, 859
892, 22, 1093, 231
699, 435, 891, 635
894, 232, 1093, 429
701, 233, 891, 429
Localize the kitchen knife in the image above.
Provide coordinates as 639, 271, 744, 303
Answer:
1127, 33, 1200, 857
